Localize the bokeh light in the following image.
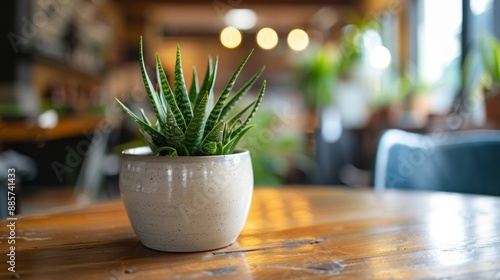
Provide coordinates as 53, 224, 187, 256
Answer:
287, 29, 309, 51
256, 27, 278, 50
369, 46, 391, 69
220, 26, 242, 49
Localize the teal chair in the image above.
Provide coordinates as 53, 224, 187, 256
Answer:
373, 129, 500, 196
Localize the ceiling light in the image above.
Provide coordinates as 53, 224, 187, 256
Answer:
256, 27, 278, 50
287, 29, 309, 51
224, 9, 257, 30
220, 26, 242, 49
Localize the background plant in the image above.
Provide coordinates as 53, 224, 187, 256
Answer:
296, 17, 378, 111
116, 37, 266, 156
480, 34, 500, 86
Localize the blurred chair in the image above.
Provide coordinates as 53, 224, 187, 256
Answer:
373, 129, 500, 196
0, 150, 37, 217
74, 127, 123, 203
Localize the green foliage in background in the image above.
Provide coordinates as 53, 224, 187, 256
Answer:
297, 17, 379, 110
480, 34, 500, 88
116, 37, 266, 156
239, 107, 313, 185
299, 46, 338, 110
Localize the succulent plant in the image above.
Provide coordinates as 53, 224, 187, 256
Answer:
116, 37, 266, 156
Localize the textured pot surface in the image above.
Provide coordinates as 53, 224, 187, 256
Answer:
119, 147, 254, 252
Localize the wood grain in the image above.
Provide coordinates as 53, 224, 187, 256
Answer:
1, 187, 499, 279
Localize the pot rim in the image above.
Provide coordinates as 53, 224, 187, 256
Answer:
121, 146, 250, 160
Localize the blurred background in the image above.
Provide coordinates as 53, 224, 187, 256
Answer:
1, 0, 500, 213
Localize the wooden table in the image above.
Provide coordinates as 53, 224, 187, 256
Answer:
1, 187, 500, 279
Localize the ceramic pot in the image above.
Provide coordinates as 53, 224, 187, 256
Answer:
119, 147, 254, 252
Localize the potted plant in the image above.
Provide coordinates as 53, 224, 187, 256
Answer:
479, 34, 500, 124
116, 37, 266, 252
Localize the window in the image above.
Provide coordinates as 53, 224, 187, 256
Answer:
418, 0, 462, 113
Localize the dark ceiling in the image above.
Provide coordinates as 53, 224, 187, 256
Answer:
102, 0, 392, 55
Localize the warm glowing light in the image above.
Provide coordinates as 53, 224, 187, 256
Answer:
256, 27, 278, 50
369, 46, 391, 69
220, 26, 242, 49
287, 29, 309, 51
38, 109, 58, 128
224, 9, 257, 30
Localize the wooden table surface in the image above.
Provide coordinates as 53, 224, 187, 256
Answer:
1, 187, 500, 279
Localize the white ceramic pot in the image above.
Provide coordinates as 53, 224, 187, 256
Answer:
119, 147, 254, 252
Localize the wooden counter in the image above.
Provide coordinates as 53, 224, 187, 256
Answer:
1, 187, 499, 279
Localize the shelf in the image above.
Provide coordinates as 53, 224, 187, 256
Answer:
0, 115, 105, 143
33, 55, 103, 84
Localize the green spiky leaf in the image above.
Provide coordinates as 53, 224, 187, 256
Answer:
200, 120, 224, 149
205, 50, 254, 137
179, 144, 189, 156
230, 80, 266, 138
223, 125, 256, 155
174, 44, 193, 124
227, 101, 255, 127
227, 118, 242, 138
117, 38, 266, 156
140, 129, 159, 152
154, 146, 177, 156
197, 56, 213, 107
139, 37, 165, 127
199, 142, 217, 156
156, 53, 186, 131
116, 98, 165, 146
220, 66, 265, 121
195, 56, 218, 111
184, 94, 209, 155
189, 67, 199, 107
165, 106, 185, 151
139, 108, 151, 126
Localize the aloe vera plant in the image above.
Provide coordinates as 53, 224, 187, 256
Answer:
116, 37, 266, 156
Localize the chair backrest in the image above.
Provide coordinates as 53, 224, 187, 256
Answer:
373, 129, 500, 196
